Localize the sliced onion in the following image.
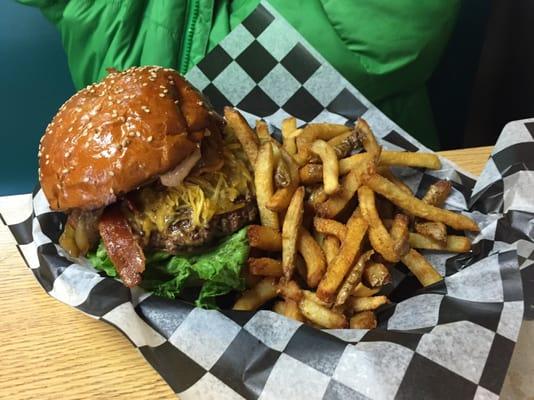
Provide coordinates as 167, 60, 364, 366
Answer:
160, 148, 201, 187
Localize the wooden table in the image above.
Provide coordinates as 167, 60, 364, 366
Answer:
1, 146, 532, 400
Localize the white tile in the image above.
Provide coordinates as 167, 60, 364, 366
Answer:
0, 194, 32, 225
333, 342, 414, 399
103, 302, 166, 347
169, 308, 240, 370
503, 171, 534, 214
492, 119, 534, 155
212, 62, 255, 106
18, 242, 40, 269
303, 64, 346, 107
324, 329, 368, 343
220, 24, 255, 59
416, 321, 494, 384
388, 294, 443, 331
259, 64, 300, 106
497, 301, 524, 341
245, 310, 302, 352
180, 372, 245, 400
445, 254, 504, 302
259, 354, 330, 400
473, 385, 499, 400
257, 18, 299, 61
33, 189, 52, 216
49, 263, 103, 306
185, 66, 211, 91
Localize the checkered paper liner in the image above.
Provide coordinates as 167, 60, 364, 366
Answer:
2, 2, 533, 399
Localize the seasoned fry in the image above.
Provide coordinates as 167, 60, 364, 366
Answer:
363, 262, 391, 288
356, 118, 381, 157
310, 140, 340, 195
380, 151, 441, 170
365, 174, 479, 232
350, 311, 378, 329
327, 129, 359, 159
248, 257, 283, 277
297, 228, 327, 288
377, 166, 413, 196
224, 107, 259, 165
317, 214, 368, 303
267, 147, 300, 212
255, 142, 279, 230
255, 119, 271, 144
278, 279, 303, 302
294, 124, 350, 165
349, 295, 389, 312
294, 253, 307, 280
390, 214, 410, 257
352, 282, 380, 297
233, 277, 278, 311
313, 217, 347, 242
281, 117, 298, 155
322, 235, 340, 264
274, 157, 291, 188
247, 225, 282, 252
409, 233, 472, 253
299, 163, 324, 185
358, 186, 399, 262
422, 180, 452, 207
282, 187, 305, 280
273, 299, 305, 322
401, 249, 443, 286
414, 221, 447, 245
243, 268, 262, 288
335, 250, 374, 307
317, 153, 378, 218
307, 185, 328, 211
298, 296, 348, 328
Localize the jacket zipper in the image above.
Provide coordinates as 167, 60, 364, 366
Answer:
179, 0, 200, 74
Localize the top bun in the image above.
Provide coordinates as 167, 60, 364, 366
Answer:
39, 66, 222, 211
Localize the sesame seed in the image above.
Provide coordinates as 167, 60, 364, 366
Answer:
128, 131, 135, 137
158, 93, 165, 97
109, 188, 114, 194
159, 85, 166, 89
83, 177, 90, 183
197, 101, 204, 106
142, 82, 148, 87
62, 168, 68, 174
38, 151, 42, 157
122, 139, 130, 147
149, 77, 156, 81
135, 131, 141, 137
163, 88, 168, 94
45, 154, 50, 159
56, 183, 61, 189
109, 171, 115, 176
64, 151, 70, 157
147, 135, 153, 142
46, 160, 50, 165
174, 100, 179, 104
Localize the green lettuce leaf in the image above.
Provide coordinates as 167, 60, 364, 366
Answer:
86, 227, 249, 309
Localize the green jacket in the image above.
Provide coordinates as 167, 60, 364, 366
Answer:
20, 0, 459, 149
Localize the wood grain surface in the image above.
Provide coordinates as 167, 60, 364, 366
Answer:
0, 147, 532, 400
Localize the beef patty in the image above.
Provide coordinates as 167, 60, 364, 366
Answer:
148, 200, 257, 254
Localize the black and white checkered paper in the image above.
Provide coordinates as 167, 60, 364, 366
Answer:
1, 3, 533, 399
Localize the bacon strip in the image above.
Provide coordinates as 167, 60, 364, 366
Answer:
98, 204, 145, 287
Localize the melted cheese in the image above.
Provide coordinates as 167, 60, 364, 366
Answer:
132, 130, 254, 237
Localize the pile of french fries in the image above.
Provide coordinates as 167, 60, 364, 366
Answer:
225, 107, 479, 329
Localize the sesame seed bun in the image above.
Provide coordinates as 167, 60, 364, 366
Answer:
39, 66, 222, 211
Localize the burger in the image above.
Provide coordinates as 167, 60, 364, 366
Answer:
39, 66, 256, 307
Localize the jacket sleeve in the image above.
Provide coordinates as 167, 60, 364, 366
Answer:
18, 0, 187, 89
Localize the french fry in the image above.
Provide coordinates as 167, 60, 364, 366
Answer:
380, 151, 441, 170
335, 250, 374, 307
356, 118, 381, 157
255, 119, 271, 144
233, 277, 278, 311
317, 153, 378, 218
273, 299, 305, 322
313, 217, 347, 242
317, 213, 368, 303
297, 227, 327, 288
298, 296, 348, 328
248, 257, 283, 277
390, 213, 410, 257
281, 117, 298, 155
294, 253, 307, 281
310, 140, 340, 195
377, 166, 413, 196
243, 268, 262, 288
224, 107, 259, 165
416, 180, 452, 243
278, 279, 303, 302
363, 262, 391, 288
247, 225, 282, 252
422, 180, 452, 206
350, 311, 378, 329
401, 249, 443, 286
409, 233, 472, 253
299, 163, 324, 185
322, 235, 340, 264
352, 282, 381, 297
327, 129, 359, 159
267, 147, 300, 212
349, 295, 389, 312
365, 174, 479, 232
255, 142, 279, 230
414, 221, 447, 245
358, 186, 399, 262
307, 185, 328, 211
294, 124, 350, 165
282, 187, 305, 280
